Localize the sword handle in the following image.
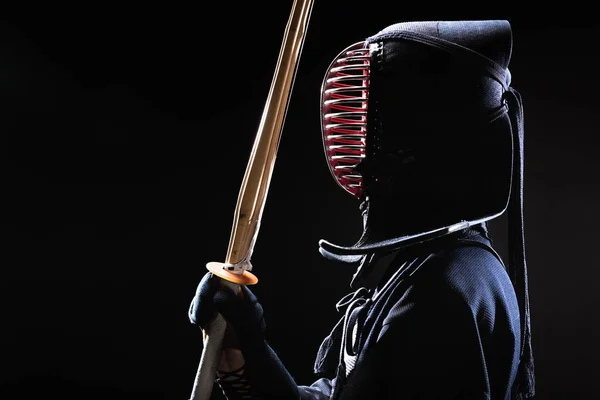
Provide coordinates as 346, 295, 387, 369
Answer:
188, 312, 227, 400
189, 277, 241, 400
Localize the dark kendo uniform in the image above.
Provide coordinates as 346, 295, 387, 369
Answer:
189, 20, 535, 400
299, 225, 521, 400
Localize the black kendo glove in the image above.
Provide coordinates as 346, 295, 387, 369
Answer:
189, 271, 300, 400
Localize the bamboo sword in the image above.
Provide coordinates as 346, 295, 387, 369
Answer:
188, 1, 314, 398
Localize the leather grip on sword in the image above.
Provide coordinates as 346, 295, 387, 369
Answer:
189, 312, 227, 400
189, 279, 241, 400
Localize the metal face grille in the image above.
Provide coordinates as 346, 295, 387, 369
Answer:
321, 41, 370, 199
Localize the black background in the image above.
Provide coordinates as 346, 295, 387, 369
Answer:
1, 1, 599, 399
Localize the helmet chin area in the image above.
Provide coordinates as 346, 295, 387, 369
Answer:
320, 42, 371, 199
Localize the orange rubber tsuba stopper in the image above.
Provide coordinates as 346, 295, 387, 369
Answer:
206, 262, 258, 285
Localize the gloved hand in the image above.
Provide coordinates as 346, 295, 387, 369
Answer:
188, 271, 300, 400
189, 271, 266, 351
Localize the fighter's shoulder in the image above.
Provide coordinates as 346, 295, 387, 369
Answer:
418, 239, 515, 307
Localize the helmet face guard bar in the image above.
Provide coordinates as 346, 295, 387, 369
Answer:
320, 41, 371, 199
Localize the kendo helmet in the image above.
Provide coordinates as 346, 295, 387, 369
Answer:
319, 20, 517, 256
